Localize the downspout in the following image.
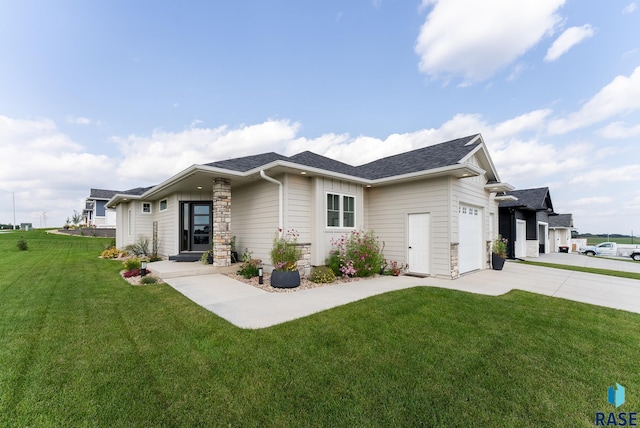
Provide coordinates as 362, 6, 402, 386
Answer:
260, 170, 283, 234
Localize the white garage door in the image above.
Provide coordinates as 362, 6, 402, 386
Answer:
458, 205, 482, 273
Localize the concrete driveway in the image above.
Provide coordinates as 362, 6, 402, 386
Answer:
158, 255, 640, 329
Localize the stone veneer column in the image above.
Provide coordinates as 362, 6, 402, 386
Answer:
212, 178, 231, 267
450, 243, 460, 279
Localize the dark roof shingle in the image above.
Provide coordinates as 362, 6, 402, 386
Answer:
499, 187, 552, 211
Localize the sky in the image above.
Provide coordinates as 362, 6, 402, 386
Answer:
0, 0, 639, 234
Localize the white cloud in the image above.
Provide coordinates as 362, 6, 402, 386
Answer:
544, 24, 595, 62
569, 164, 640, 186
415, 0, 565, 84
491, 138, 589, 185
599, 121, 640, 139
548, 66, 640, 134
623, 2, 637, 14
0, 115, 116, 227
113, 120, 301, 182
66, 115, 93, 125
568, 196, 613, 206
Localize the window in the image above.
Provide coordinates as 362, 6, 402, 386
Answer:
159, 199, 167, 211
142, 203, 151, 214
96, 200, 107, 217
127, 209, 132, 237
326, 193, 355, 228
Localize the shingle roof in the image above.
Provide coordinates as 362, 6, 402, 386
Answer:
89, 188, 120, 199
549, 213, 573, 228
205, 152, 289, 172
122, 186, 155, 196
355, 135, 479, 179
288, 151, 362, 176
202, 134, 481, 179
498, 187, 553, 211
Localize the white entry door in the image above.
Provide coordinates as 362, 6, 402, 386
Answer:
458, 205, 482, 274
408, 213, 430, 275
515, 219, 526, 258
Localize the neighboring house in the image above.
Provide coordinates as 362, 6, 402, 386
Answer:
83, 189, 119, 227
497, 187, 557, 259
107, 134, 513, 279
549, 213, 574, 253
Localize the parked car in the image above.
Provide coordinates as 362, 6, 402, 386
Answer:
579, 242, 640, 261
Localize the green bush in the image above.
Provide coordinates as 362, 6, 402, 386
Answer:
326, 250, 342, 277
309, 266, 336, 284
16, 238, 28, 251
140, 276, 158, 285
124, 235, 150, 256
122, 257, 142, 271
329, 230, 384, 277
237, 259, 261, 279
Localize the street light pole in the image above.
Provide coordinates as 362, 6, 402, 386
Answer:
0, 190, 16, 230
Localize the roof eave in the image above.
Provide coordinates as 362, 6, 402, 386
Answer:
370, 163, 484, 186
106, 194, 143, 208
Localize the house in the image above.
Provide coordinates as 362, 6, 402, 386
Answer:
107, 134, 513, 279
83, 189, 119, 227
497, 187, 557, 259
549, 213, 574, 253
84, 187, 153, 228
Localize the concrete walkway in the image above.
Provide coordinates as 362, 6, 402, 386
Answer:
151, 255, 640, 329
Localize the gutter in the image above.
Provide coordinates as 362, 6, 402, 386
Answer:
260, 170, 283, 234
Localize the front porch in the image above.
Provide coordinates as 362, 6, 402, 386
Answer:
149, 260, 238, 280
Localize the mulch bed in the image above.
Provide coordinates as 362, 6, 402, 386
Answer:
225, 271, 376, 293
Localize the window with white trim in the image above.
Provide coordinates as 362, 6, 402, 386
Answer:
326, 193, 355, 228
159, 199, 167, 211
142, 202, 151, 214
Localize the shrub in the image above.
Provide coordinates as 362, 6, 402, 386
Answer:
101, 247, 122, 259
325, 250, 342, 277
493, 235, 508, 258
16, 238, 28, 251
125, 235, 150, 256
270, 229, 302, 272
140, 276, 158, 284
309, 266, 336, 284
237, 259, 261, 279
329, 230, 383, 278
123, 269, 141, 278
123, 257, 142, 271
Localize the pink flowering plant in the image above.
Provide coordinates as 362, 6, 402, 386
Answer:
270, 228, 302, 272
327, 230, 384, 278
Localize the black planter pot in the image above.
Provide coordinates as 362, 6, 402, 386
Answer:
207, 252, 214, 264
492, 253, 506, 270
270, 270, 300, 288
231, 251, 239, 263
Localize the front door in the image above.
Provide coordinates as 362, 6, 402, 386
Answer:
180, 202, 212, 252
408, 213, 430, 275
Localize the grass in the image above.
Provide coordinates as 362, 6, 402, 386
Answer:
584, 236, 639, 245
1, 230, 639, 426
521, 260, 640, 280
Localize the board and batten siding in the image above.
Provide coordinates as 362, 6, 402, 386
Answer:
311, 177, 365, 266
283, 174, 312, 242
153, 195, 178, 257
231, 179, 280, 266
365, 176, 451, 278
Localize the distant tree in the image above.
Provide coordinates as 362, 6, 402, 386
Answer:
72, 210, 83, 226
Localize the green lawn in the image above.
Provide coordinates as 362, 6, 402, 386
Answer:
584, 236, 639, 245
1, 231, 638, 426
